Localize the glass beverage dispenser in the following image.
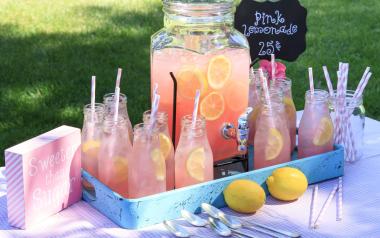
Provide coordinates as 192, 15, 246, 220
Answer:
151, 0, 250, 161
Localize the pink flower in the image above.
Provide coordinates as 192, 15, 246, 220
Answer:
259, 59, 286, 80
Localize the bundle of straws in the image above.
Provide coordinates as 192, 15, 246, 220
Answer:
323, 63, 372, 163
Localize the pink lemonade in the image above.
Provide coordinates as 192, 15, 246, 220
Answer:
81, 103, 104, 178
152, 48, 249, 161
298, 90, 334, 158
175, 115, 213, 188
143, 110, 175, 191
98, 117, 131, 198
254, 103, 291, 169
271, 78, 297, 152
128, 123, 166, 198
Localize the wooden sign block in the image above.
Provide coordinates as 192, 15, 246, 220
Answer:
4, 125, 82, 229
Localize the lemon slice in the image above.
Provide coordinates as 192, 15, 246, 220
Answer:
207, 55, 231, 90
265, 128, 284, 161
82, 140, 101, 153
284, 97, 296, 114
200, 92, 225, 121
112, 156, 128, 181
159, 133, 173, 159
177, 66, 208, 99
151, 148, 166, 181
313, 117, 333, 146
186, 147, 206, 182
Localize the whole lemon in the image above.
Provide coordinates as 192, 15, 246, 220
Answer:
266, 167, 308, 201
223, 179, 266, 213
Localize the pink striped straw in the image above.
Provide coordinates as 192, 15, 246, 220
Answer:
113, 86, 120, 123
314, 185, 338, 228
335, 74, 343, 143
116, 68, 122, 88
353, 67, 370, 98
308, 67, 314, 96
339, 64, 348, 146
337, 177, 343, 221
271, 54, 276, 80
322, 66, 334, 97
309, 185, 319, 229
149, 94, 160, 131
192, 90, 201, 128
259, 68, 271, 108
91, 75, 96, 122
333, 70, 341, 144
353, 72, 372, 104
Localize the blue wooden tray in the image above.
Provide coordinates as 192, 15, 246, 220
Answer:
82, 145, 344, 229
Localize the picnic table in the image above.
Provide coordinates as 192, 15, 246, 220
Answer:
1, 112, 380, 238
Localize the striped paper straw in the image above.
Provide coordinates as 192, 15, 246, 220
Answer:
322, 66, 334, 97
341, 64, 349, 159
308, 67, 314, 96
314, 185, 338, 228
192, 90, 201, 128
116, 68, 122, 88
259, 68, 271, 108
334, 70, 342, 144
337, 177, 343, 221
347, 71, 372, 117
149, 94, 161, 131
113, 86, 120, 123
309, 185, 319, 229
91, 75, 96, 122
353, 72, 372, 105
353, 67, 370, 98
335, 64, 348, 146
271, 54, 276, 80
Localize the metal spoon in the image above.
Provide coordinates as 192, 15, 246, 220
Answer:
218, 212, 285, 238
181, 210, 208, 227
201, 203, 300, 238
208, 217, 232, 236
163, 220, 206, 238
181, 210, 253, 238
209, 217, 258, 238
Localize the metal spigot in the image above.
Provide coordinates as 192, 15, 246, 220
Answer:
221, 107, 252, 153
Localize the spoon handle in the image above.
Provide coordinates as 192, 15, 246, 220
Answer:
232, 229, 258, 238
233, 234, 245, 238
191, 235, 209, 238
244, 221, 300, 238
242, 225, 283, 238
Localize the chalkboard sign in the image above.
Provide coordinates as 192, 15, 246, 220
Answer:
234, 0, 307, 62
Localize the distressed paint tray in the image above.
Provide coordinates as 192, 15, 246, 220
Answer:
82, 144, 344, 229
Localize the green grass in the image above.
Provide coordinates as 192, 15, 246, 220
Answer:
0, 0, 379, 166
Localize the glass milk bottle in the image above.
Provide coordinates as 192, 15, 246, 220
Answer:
247, 69, 263, 146
151, 0, 250, 162
81, 103, 105, 178
103, 93, 133, 142
98, 116, 132, 197
254, 102, 291, 169
271, 78, 297, 152
175, 115, 213, 188
298, 90, 334, 158
129, 123, 166, 198
330, 90, 365, 161
143, 110, 175, 190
